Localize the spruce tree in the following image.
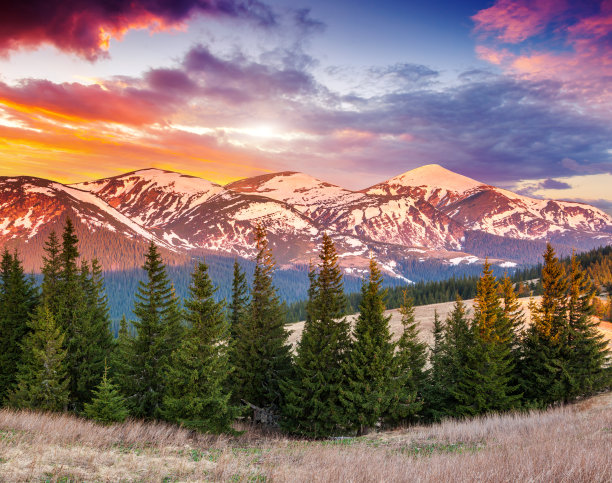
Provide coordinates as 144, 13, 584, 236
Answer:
41, 231, 62, 315
564, 253, 610, 399
77, 259, 114, 407
0, 250, 38, 403
163, 261, 240, 433
341, 257, 396, 434
454, 262, 520, 416
429, 296, 473, 419
232, 225, 292, 412
228, 259, 249, 341
120, 242, 184, 419
423, 310, 446, 420
111, 315, 133, 397
9, 305, 69, 412
519, 244, 568, 406
281, 233, 351, 437
84, 361, 129, 424
385, 291, 428, 425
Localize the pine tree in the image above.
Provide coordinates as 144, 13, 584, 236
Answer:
0, 250, 39, 403
110, 315, 133, 397
281, 233, 351, 437
9, 305, 69, 412
163, 261, 240, 433
385, 291, 428, 425
83, 361, 129, 424
454, 262, 520, 416
41, 231, 62, 315
228, 259, 249, 341
564, 253, 610, 399
519, 244, 568, 406
120, 242, 184, 419
429, 296, 473, 420
423, 310, 445, 420
232, 225, 292, 412
341, 257, 396, 434
76, 259, 114, 407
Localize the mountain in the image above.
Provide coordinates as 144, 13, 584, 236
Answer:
2, 165, 611, 282
0, 176, 186, 271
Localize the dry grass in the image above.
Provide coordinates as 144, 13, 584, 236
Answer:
288, 295, 612, 350
1, 392, 611, 482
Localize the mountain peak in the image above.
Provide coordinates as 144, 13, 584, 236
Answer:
384, 164, 484, 193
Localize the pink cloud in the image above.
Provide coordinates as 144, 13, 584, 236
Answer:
472, 0, 568, 43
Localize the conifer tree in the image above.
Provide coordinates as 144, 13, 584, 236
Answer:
423, 310, 446, 420
111, 315, 133, 396
163, 261, 240, 433
76, 259, 114, 406
83, 361, 129, 424
41, 231, 62, 315
341, 257, 396, 434
385, 291, 428, 425
429, 296, 473, 420
519, 244, 568, 406
564, 253, 610, 399
9, 305, 69, 412
228, 259, 249, 341
232, 225, 291, 412
454, 262, 520, 416
0, 250, 38, 403
120, 242, 184, 419
282, 233, 351, 437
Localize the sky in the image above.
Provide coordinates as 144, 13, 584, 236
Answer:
0, 0, 611, 212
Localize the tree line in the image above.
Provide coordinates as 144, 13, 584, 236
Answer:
0, 219, 610, 436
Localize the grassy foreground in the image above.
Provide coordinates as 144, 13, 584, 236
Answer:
0, 392, 611, 482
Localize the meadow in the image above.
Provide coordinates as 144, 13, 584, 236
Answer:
0, 391, 610, 482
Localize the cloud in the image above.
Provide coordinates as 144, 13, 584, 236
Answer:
472, 0, 612, 109
539, 178, 572, 189
0, 0, 277, 60
1, 39, 611, 190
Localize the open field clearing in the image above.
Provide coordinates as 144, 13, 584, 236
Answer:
288, 296, 612, 349
0, 391, 610, 482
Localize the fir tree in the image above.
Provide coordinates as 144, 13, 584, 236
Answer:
83, 361, 129, 424
423, 310, 445, 420
120, 242, 184, 419
564, 253, 610, 399
281, 233, 351, 437
454, 262, 520, 416
228, 259, 249, 341
163, 261, 240, 433
430, 296, 473, 419
0, 250, 38, 403
76, 259, 114, 407
9, 305, 69, 412
110, 315, 133, 397
232, 225, 292, 412
519, 244, 568, 406
41, 231, 62, 315
385, 291, 428, 425
341, 257, 396, 434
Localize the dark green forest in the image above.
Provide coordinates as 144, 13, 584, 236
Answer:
0, 219, 610, 437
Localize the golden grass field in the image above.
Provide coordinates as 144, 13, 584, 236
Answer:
0, 391, 611, 482
288, 296, 612, 349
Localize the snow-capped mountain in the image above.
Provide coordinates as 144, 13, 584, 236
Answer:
0, 176, 182, 271
2, 165, 611, 278
367, 164, 612, 242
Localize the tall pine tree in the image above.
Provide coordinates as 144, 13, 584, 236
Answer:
119, 242, 184, 419
0, 250, 38, 403
341, 257, 396, 434
519, 244, 569, 406
454, 262, 520, 416
232, 225, 292, 413
228, 259, 249, 341
163, 261, 240, 433
564, 253, 610, 399
9, 305, 69, 412
281, 233, 351, 437
385, 291, 428, 425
